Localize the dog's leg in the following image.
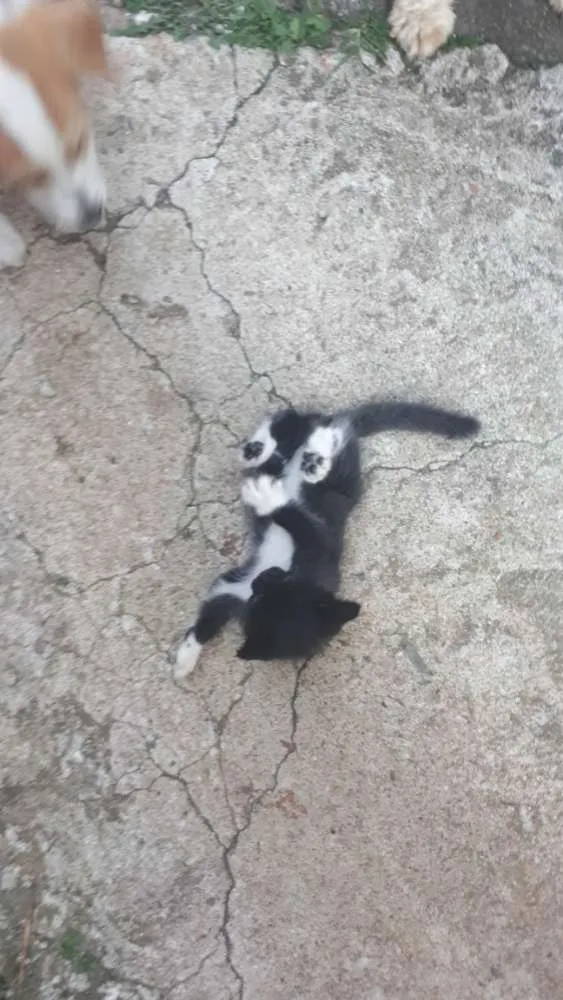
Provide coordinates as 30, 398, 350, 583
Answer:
0, 213, 26, 269
389, 0, 455, 59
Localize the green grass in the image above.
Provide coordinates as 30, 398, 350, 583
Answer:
120, 0, 390, 58
118, 0, 487, 60
441, 32, 483, 52
59, 929, 102, 980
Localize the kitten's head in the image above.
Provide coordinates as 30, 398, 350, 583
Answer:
237, 568, 360, 661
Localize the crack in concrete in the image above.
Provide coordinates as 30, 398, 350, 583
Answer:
161, 50, 278, 199
127, 655, 308, 1000
364, 432, 563, 480
0, 298, 99, 380
150, 54, 294, 413
218, 659, 308, 999
161, 942, 222, 999
167, 193, 293, 410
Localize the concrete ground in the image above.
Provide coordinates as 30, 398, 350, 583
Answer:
1, 36, 563, 1000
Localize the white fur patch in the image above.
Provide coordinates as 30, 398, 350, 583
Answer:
0, 214, 26, 268
241, 474, 287, 517
0, 57, 62, 171
174, 631, 202, 678
0, 0, 34, 25
389, 0, 455, 58
241, 420, 277, 468
0, 58, 105, 231
550, 0, 563, 11
258, 522, 294, 574
26, 136, 106, 232
211, 523, 294, 602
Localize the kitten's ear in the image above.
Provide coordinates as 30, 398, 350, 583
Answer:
333, 599, 361, 626
237, 639, 260, 660
252, 567, 286, 595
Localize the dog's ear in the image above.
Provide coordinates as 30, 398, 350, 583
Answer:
51, 0, 110, 79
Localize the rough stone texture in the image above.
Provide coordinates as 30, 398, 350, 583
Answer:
1, 35, 563, 1000
325, 0, 563, 68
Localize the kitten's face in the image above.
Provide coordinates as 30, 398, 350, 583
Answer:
237, 569, 360, 661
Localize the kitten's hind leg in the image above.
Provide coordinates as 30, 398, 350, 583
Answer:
175, 592, 242, 679
301, 423, 346, 484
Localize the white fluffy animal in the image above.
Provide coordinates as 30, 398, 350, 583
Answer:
0, 0, 109, 267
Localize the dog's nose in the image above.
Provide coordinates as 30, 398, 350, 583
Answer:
80, 199, 104, 230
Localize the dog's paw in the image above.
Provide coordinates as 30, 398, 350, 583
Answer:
241, 474, 287, 517
389, 0, 455, 59
301, 425, 343, 483
549, 0, 563, 13
174, 630, 202, 679
0, 215, 26, 270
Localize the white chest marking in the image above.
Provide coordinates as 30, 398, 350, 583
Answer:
212, 524, 294, 602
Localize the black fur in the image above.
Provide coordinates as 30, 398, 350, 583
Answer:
177, 400, 480, 667
238, 569, 360, 661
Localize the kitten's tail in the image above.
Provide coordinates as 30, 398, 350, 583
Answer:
340, 401, 480, 440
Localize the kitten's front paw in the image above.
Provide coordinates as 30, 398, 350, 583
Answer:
241, 474, 287, 517
389, 0, 455, 59
174, 629, 202, 679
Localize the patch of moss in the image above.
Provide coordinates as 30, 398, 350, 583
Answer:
59, 929, 102, 980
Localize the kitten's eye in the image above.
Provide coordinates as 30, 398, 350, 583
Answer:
243, 440, 263, 461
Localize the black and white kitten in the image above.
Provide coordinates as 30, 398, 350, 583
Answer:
174, 401, 480, 673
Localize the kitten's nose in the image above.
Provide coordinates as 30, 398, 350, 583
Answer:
243, 441, 263, 461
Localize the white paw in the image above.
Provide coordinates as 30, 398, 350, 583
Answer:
241, 474, 287, 517
389, 0, 455, 59
174, 631, 202, 679
301, 425, 343, 483
549, 0, 563, 13
0, 215, 26, 269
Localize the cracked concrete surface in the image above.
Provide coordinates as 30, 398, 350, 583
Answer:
1, 34, 563, 1000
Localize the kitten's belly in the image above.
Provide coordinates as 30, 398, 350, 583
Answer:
256, 523, 294, 579
213, 524, 294, 602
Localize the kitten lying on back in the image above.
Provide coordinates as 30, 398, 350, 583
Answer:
174, 401, 480, 674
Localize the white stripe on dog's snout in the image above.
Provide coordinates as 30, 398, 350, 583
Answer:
0, 57, 62, 171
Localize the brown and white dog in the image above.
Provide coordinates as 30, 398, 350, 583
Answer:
0, 0, 109, 265
389, 0, 563, 60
